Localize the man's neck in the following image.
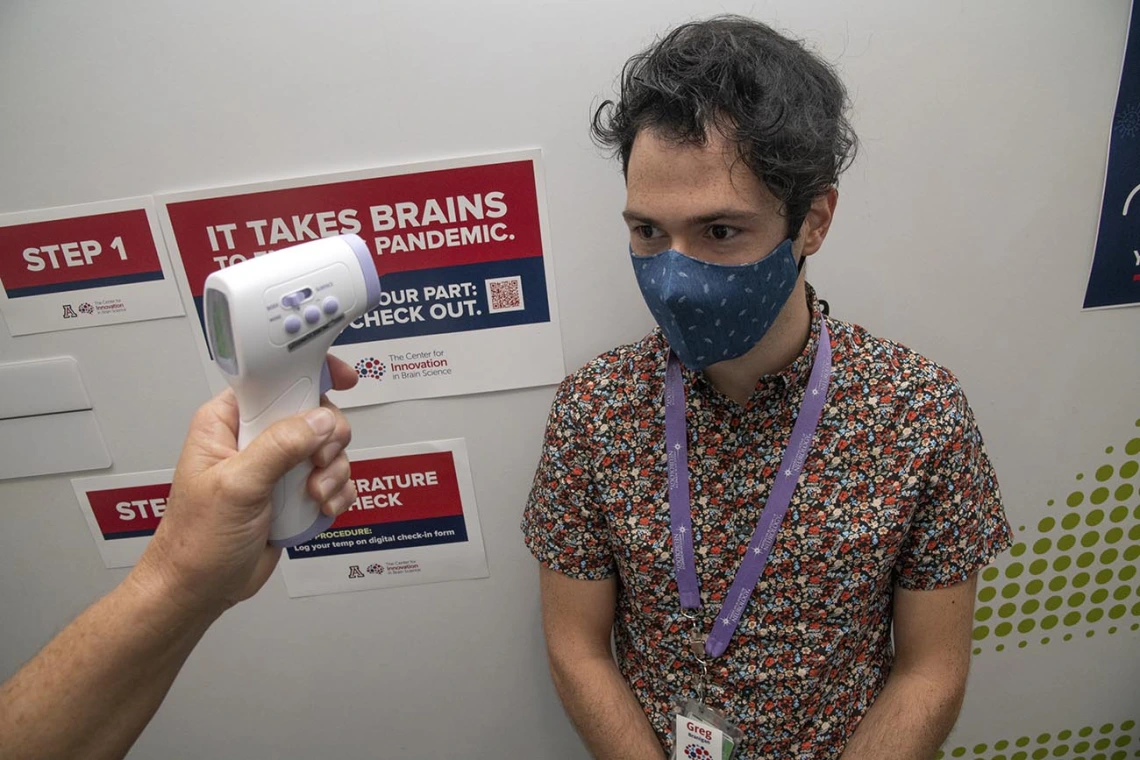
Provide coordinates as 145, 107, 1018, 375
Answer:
702, 278, 812, 406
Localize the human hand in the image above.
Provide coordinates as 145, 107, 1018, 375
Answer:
130, 356, 359, 617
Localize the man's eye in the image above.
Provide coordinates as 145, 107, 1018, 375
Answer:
708, 225, 738, 241
635, 225, 658, 240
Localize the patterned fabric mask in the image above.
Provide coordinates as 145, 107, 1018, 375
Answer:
630, 239, 798, 370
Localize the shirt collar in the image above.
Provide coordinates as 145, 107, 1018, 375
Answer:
771, 282, 825, 392
656, 283, 825, 401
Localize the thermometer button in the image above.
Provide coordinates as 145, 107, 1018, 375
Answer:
304, 305, 321, 324
322, 296, 339, 315
284, 315, 302, 334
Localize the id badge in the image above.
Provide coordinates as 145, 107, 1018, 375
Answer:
672, 699, 742, 760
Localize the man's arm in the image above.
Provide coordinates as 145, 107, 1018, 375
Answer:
839, 573, 978, 760
540, 566, 666, 760
0, 361, 358, 760
0, 566, 222, 760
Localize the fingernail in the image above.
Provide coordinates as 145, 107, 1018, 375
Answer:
305, 408, 335, 435
318, 475, 339, 502
326, 489, 352, 516
318, 441, 344, 466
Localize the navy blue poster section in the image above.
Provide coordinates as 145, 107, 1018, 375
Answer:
191, 255, 550, 355
1084, 2, 1140, 309
285, 515, 468, 559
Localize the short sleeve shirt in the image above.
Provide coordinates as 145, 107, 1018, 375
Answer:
521, 287, 1012, 759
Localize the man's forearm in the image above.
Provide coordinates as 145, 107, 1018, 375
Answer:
0, 567, 220, 760
839, 668, 965, 760
550, 654, 665, 760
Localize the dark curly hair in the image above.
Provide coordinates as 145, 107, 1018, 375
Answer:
591, 15, 858, 239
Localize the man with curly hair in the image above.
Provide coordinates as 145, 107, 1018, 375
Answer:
522, 16, 1012, 759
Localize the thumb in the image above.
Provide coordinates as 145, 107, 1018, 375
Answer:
218, 407, 337, 507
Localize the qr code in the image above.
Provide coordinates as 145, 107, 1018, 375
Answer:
485, 276, 525, 314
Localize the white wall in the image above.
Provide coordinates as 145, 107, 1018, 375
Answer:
0, 1, 1135, 758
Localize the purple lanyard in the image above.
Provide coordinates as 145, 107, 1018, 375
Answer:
665, 321, 831, 659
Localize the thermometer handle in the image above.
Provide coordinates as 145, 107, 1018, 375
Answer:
236, 364, 335, 548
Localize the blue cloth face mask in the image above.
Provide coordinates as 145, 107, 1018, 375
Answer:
630, 239, 798, 371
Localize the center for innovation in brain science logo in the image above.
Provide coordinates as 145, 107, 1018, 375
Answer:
684, 744, 712, 760
355, 357, 386, 381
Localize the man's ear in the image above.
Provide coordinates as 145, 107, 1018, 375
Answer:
797, 186, 838, 259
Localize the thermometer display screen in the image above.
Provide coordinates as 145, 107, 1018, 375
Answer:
206, 289, 238, 374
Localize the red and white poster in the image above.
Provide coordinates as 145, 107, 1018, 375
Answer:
71, 470, 174, 568
0, 198, 184, 335
71, 440, 487, 596
279, 439, 487, 598
158, 151, 564, 408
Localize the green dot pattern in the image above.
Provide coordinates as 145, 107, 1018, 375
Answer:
934, 722, 1137, 760
972, 424, 1140, 653
952, 424, 1139, 760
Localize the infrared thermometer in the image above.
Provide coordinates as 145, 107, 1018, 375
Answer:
203, 233, 381, 547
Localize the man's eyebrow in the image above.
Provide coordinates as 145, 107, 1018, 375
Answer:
621, 209, 658, 225
621, 209, 761, 226
685, 210, 761, 226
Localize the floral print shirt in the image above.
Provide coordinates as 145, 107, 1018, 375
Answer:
522, 287, 1012, 758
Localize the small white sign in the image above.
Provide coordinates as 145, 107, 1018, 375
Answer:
278, 439, 488, 597
71, 469, 174, 569
0, 198, 184, 335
